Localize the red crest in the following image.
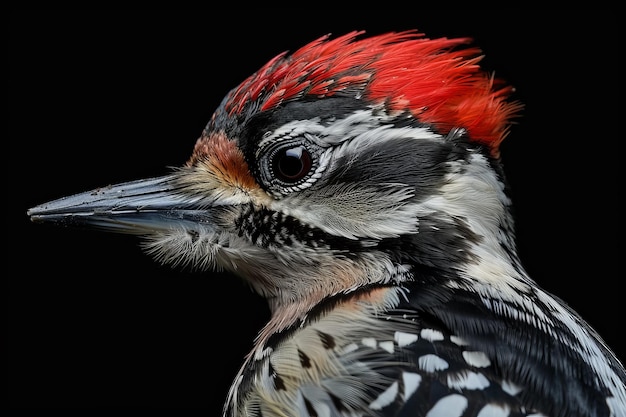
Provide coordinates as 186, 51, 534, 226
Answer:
225, 30, 521, 154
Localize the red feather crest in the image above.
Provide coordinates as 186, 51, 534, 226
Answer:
225, 30, 521, 154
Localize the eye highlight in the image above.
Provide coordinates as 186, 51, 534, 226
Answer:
257, 137, 325, 195
272, 146, 312, 183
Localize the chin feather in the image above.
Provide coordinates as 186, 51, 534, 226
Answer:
141, 227, 228, 271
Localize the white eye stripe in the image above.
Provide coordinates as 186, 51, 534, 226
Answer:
255, 105, 407, 156
256, 107, 442, 198
256, 119, 325, 158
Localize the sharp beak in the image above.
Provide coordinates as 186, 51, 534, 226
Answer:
27, 174, 213, 235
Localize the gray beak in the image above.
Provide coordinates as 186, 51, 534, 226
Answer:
27, 174, 212, 235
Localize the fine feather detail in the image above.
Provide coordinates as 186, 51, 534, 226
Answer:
224, 30, 521, 155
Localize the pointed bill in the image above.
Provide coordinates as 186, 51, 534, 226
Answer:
27, 174, 215, 234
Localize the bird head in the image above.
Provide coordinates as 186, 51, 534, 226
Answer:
28, 30, 522, 325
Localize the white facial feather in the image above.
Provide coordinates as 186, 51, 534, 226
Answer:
276, 182, 417, 240
265, 108, 443, 240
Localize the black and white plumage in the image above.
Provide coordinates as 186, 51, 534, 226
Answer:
27, 30, 626, 417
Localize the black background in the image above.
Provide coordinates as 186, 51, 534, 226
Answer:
9, 10, 621, 412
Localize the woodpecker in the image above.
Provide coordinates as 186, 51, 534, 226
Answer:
28, 30, 626, 417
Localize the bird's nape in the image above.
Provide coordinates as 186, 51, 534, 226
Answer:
27, 30, 626, 417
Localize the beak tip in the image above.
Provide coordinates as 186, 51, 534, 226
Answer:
26, 207, 37, 220
27, 205, 44, 219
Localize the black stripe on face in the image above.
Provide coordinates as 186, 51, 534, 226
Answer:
234, 203, 366, 255
234, 199, 471, 265
321, 135, 466, 203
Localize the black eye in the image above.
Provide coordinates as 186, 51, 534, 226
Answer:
272, 146, 312, 183
258, 137, 324, 196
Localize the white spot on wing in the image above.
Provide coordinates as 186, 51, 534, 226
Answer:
476, 403, 510, 417
450, 335, 470, 346
361, 337, 377, 348
501, 379, 523, 396
462, 351, 491, 368
379, 341, 394, 353
447, 371, 490, 390
418, 354, 449, 372
369, 381, 399, 410
420, 328, 444, 342
340, 342, 358, 354
402, 372, 422, 399
394, 331, 419, 347
425, 394, 468, 417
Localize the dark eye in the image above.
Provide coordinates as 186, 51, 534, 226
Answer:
272, 146, 313, 183
258, 137, 324, 196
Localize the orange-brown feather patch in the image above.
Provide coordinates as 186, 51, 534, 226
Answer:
187, 132, 258, 190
